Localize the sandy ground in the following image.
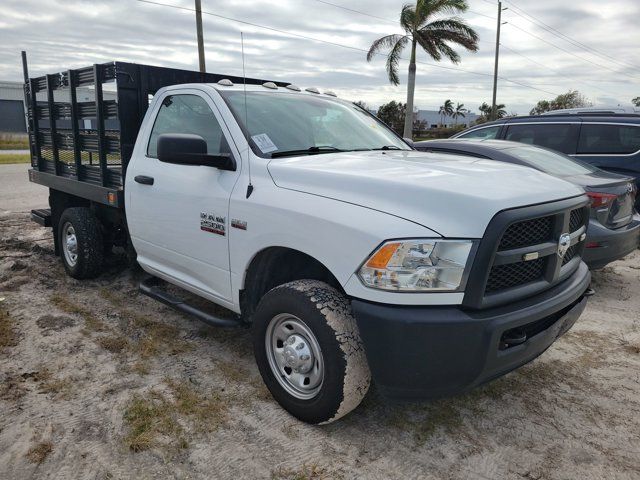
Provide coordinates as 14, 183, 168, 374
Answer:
1, 211, 639, 480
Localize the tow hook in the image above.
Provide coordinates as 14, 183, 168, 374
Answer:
500, 328, 527, 349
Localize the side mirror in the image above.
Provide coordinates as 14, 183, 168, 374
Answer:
403, 137, 415, 148
157, 133, 236, 171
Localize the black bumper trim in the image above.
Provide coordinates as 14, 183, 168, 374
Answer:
351, 262, 591, 401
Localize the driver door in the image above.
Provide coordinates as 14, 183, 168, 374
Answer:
127, 90, 239, 303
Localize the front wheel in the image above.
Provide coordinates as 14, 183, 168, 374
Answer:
253, 280, 371, 424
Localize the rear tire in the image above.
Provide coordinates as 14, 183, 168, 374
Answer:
58, 207, 104, 279
253, 280, 370, 424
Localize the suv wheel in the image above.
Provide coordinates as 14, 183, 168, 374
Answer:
253, 280, 371, 424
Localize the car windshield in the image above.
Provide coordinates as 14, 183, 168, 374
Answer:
220, 91, 409, 157
505, 145, 598, 176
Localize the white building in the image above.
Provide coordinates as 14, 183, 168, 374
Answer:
416, 109, 479, 129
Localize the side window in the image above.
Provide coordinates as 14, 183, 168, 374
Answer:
505, 123, 577, 154
147, 94, 229, 158
578, 124, 640, 154
458, 125, 500, 140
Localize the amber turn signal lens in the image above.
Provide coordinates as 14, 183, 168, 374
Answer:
365, 242, 400, 269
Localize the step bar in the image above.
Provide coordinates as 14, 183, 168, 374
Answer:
31, 208, 52, 227
139, 276, 243, 328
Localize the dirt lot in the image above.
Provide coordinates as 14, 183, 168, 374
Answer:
1, 210, 639, 480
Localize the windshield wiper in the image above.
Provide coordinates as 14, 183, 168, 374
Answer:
270, 146, 345, 158
372, 145, 403, 151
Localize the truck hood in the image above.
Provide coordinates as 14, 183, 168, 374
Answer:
267, 150, 584, 237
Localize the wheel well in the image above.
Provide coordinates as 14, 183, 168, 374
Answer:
240, 247, 343, 321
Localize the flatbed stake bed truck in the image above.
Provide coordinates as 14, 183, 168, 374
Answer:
24, 59, 591, 424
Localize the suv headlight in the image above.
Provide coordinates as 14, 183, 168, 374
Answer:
358, 240, 475, 292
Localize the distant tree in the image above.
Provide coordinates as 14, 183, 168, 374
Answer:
530, 90, 591, 115
353, 100, 370, 111
478, 102, 506, 120
377, 101, 407, 134
452, 102, 467, 125
633, 97, 640, 107
439, 99, 454, 126
366, 0, 479, 138
413, 118, 428, 136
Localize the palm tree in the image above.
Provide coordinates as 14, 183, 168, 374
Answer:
439, 99, 454, 126
479, 102, 506, 119
367, 0, 479, 138
452, 102, 466, 125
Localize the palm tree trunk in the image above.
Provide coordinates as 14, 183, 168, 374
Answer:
403, 39, 417, 139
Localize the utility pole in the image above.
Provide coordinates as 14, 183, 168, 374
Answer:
195, 0, 206, 73
491, 2, 507, 120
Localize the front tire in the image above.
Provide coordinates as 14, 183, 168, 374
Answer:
58, 207, 104, 279
253, 280, 370, 424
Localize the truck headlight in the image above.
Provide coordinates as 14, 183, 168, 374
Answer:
358, 240, 475, 292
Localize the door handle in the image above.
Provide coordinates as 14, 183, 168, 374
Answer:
134, 175, 154, 185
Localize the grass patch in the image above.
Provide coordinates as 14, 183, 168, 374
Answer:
0, 309, 18, 349
50, 293, 105, 332
123, 379, 228, 453
25, 441, 53, 464
97, 334, 130, 353
0, 133, 29, 150
0, 154, 30, 164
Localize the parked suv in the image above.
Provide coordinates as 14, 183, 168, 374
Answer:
452, 113, 640, 209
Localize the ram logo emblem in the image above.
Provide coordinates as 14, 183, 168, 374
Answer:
557, 233, 571, 258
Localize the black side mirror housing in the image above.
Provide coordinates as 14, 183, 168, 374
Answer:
157, 133, 236, 171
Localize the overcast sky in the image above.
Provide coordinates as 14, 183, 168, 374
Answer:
1, 0, 638, 114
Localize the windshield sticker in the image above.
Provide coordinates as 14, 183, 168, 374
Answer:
251, 133, 278, 153
200, 212, 226, 236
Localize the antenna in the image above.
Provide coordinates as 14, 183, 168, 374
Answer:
241, 32, 254, 199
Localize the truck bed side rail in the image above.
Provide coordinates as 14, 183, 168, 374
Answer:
23, 56, 287, 207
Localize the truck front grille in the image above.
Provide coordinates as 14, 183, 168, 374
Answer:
499, 216, 553, 250
462, 197, 590, 310
486, 257, 546, 293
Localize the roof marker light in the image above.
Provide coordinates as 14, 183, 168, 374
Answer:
285, 84, 301, 92
324, 91, 337, 97
305, 87, 320, 94
217, 79, 233, 86
262, 82, 278, 89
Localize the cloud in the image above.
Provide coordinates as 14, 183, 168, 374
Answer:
0, 0, 638, 115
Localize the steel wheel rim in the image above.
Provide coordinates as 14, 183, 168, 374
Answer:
62, 222, 78, 267
265, 313, 324, 400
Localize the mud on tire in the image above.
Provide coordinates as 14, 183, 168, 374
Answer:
58, 207, 104, 279
253, 280, 371, 424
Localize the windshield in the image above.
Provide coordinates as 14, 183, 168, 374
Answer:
505, 145, 598, 176
220, 91, 409, 157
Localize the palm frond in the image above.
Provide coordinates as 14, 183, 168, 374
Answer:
415, 0, 469, 22
366, 34, 407, 62
385, 36, 409, 85
421, 18, 480, 50
400, 3, 417, 32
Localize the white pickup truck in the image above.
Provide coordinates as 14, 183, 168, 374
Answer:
26, 61, 591, 424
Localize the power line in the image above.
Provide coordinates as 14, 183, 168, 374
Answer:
134, 0, 558, 96
500, 44, 616, 97
504, 0, 639, 72
504, 22, 639, 80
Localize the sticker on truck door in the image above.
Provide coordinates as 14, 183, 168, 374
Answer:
251, 133, 278, 153
200, 212, 226, 236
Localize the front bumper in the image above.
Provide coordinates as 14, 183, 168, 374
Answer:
351, 262, 591, 401
583, 216, 640, 269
